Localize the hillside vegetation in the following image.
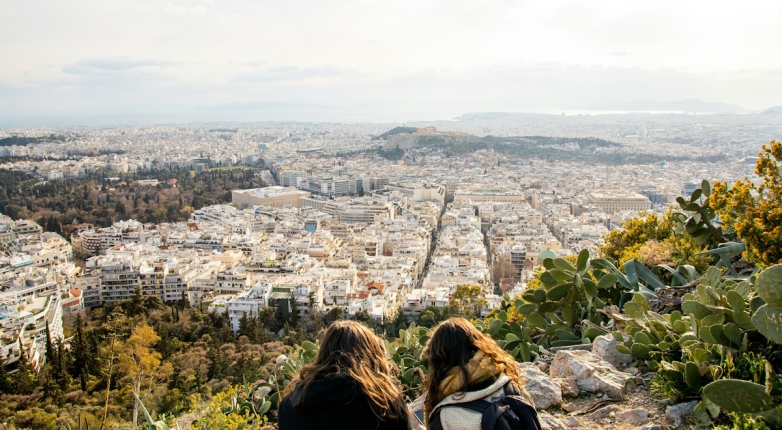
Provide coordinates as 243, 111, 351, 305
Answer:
0, 166, 265, 239
0, 135, 67, 147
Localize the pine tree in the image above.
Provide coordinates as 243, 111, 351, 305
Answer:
0, 355, 11, 392
206, 343, 228, 380
12, 351, 36, 395
42, 366, 64, 405
45, 324, 55, 365
71, 314, 88, 391
55, 339, 71, 390
237, 310, 251, 339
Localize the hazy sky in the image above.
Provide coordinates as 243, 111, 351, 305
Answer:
2, 0, 781, 122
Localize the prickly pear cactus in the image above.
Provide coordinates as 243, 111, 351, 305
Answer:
702, 360, 782, 423
477, 309, 540, 362
515, 249, 626, 348
751, 265, 782, 344
386, 323, 428, 397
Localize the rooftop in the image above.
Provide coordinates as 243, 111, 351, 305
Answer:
233, 186, 310, 198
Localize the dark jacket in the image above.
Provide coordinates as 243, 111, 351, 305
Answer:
278, 374, 411, 430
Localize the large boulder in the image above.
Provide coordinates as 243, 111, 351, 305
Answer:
519, 362, 563, 410
549, 350, 633, 399
592, 334, 633, 368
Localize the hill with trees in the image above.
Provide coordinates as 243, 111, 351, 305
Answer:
0, 166, 265, 239
373, 126, 726, 165
0, 134, 67, 147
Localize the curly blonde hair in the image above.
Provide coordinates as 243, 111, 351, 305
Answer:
283, 320, 408, 422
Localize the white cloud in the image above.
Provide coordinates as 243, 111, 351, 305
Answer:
1, 0, 781, 121
62, 58, 177, 75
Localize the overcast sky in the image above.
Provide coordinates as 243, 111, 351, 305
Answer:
2, 0, 781, 123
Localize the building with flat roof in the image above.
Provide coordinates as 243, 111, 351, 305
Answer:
453, 186, 526, 204
586, 191, 652, 213
385, 182, 445, 205
232, 186, 311, 209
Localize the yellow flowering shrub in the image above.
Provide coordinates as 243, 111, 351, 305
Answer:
711, 140, 782, 267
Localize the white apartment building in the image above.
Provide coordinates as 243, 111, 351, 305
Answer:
98, 258, 139, 303
0, 288, 63, 371
73, 273, 102, 307
226, 281, 273, 331
324, 279, 352, 307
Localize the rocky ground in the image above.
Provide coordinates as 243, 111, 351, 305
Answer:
518, 334, 702, 430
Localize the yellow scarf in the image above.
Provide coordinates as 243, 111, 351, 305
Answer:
438, 351, 502, 400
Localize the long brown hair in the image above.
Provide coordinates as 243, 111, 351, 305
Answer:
283, 320, 408, 422
422, 318, 524, 417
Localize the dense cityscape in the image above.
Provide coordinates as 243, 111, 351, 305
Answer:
1, 110, 781, 428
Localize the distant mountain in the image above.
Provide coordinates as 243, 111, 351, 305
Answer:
584, 99, 747, 113
760, 106, 782, 115
196, 101, 330, 111
456, 112, 551, 121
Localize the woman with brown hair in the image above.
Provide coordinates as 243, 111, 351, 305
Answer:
278, 320, 411, 430
422, 318, 540, 430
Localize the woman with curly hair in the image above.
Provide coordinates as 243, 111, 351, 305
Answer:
422, 318, 539, 430
279, 320, 411, 430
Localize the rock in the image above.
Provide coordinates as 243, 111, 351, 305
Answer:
589, 405, 621, 420
562, 402, 578, 413
550, 350, 634, 399
592, 334, 633, 368
563, 416, 580, 428
519, 362, 563, 410
625, 367, 641, 376
554, 377, 579, 397
538, 412, 569, 430
641, 372, 657, 380
665, 400, 699, 426
550, 344, 594, 352
639, 425, 663, 430
256, 385, 272, 398
538, 362, 549, 372
617, 408, 650, 426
